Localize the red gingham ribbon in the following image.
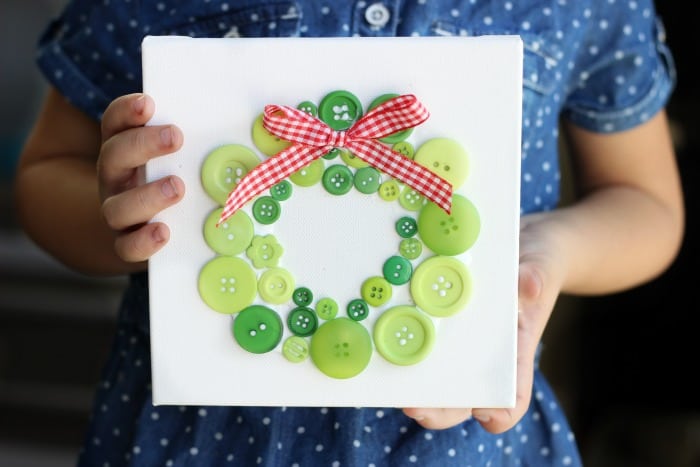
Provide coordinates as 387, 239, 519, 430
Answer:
218, 94, 452, 225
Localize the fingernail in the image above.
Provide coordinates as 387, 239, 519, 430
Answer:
160, 127, 173, 146
133, 95, 146, 114
152, 225, 166, 243
473, 413, 491, 423
411, 415, 425, 421
161, 177, 177, 198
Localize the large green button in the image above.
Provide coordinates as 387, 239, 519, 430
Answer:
198, 257, 256, 314
360, 276, 392, 307
201, 144, 260, 205
382, 256, 413, 285
287, 307, 318, 337
252, 196, 281, 224
310, 318, 372, 379
283, 336, 309, 363
373, 306, 435, 366
353, 167, 381, 194
251, 113, 292, 157
232, 305, 283, 354
289, 158, 324, 187
257, 267, 295, 305
368, 93, 413, 144
417, 194, 480, 256
318, 90, 363, 131
414, 138, 469, 189
410, 256, 472, 317
203, 207, 254, 256
322, 164, 354, 196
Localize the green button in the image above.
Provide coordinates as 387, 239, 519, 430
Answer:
410, 256, 472, 317
360, 276, 392, 307
292, 287, 313, 307
319, 90, 363, 131
353, 167, 381, 194
417, 194, 480, 256
251, 113, 292, 157
310, 318, 372, 379
315, 297, 339, 320
232, 305, 283, 354
414, 138, 469, 189
201, 144, 260, 205
392, 141, 415, 159
287, 306, 318, 337
322, 147, 343, 160
289, 158, 324, 187
270, 180, 293, 201
252, 196, 281, 224
382, 256, 413, 285
373, 306, 435, 366
378, 180, 401, 201
246, 234, 284, 269
399, 238, 423, 260
347, 298, 370, 321
399, 186, 424, 211
198, 256, 256, 314
282, 336, 309, 363
395, 216, 418, 238
297, 100, 318, 117
257, 267, 295, 305
203, 207, 254, 256
368, 93, 413, 144
322, 164, 354, 195
340, 149, 369, 169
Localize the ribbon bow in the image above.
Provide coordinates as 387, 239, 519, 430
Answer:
218, 94, 452, 225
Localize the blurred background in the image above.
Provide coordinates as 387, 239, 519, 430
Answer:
0, 1, 697, 466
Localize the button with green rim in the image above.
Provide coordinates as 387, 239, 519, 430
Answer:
395, 216, 418, 238
201, 144, 260, 205
361, 276, 392, 307
257, 267, 295, 305
289, 158, 324, 187
399, 238, 423, 260
297, 100, 318, 117
417, 194, 480, 256
378, 180, 401, 201
315, 297, 339, 320
414, 138, 469, 189
353, 167, 381, 194
251, 113, 292, 157
347, 299, 370, 321
399, 186, 424, 211
322, 164, 354, 195
292, 287, 313, 307
309, 318, 372, 379
318, 90, 363, 131
287, 307, 318, 337
368, 93, 413, 144
382, 256, 413, 285
270, 180, 293, 201
340, 149, 369, 169
198, 256, 257, 314
322, 147, 343, 160
232, 305, 283, 354
282, 336, 309, 363
246, 234, 284, 269
392, 141, 415, 159
410, 256, 472, 317
252, 196, 281, 224
374, 306, 435, 366
203, 207, 254, 256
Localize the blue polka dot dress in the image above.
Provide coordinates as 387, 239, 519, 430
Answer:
35, 1, 675, 466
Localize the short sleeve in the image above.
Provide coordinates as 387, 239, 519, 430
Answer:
561, 2, 676, 133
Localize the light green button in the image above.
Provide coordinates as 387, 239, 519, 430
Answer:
252, 113, 292, 157
392, 141, 415, 159
289, 158, 324, 187
203, 207, 254, 256
361, 276, 392, 307
315, 297, 339, 320
374, 306, 435, 366
246, 234, 284, 269
414, 138, 469, 189
399, 186, 425, 211
310, 318, 372, 379
399, 238, 423, 260
410, 256, 471, 317
417, 194, 480, 256
201, 144, 260, 205
283, 336, 309, 363
198, 256, 257, 314
378, 180, 401, 201
257, 267, 295, 305
340, 149, 369, 169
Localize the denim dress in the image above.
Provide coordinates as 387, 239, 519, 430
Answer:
36, 1, 675, 466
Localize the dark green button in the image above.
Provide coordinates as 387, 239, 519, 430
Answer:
292, 287, 313, 307
232, 305, 283, 354
395, 216, 418, 238
287, 306, 318, 337
322, 164, 354, 195
319, 90, 363, 131
353, 167, 381, 194
252, 196, 281, 224
347, 299, 369, 321
382, 256, 413, 285
368, 93, 413, 144
270, 180, 292, 201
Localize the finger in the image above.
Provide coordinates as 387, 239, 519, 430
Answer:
402, 408, 473, 430
101, 176, 185, 231
101, 94, 155, 143
114, 222, 170, 263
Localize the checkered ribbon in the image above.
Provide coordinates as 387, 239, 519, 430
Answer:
218, 94, 452, 225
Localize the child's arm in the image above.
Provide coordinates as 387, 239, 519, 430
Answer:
14, 89, 184, 275
404, 109, 684, 432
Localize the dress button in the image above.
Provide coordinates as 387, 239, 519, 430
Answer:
365, 3, 390, 28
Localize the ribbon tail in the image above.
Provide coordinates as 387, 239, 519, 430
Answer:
218, 145, 327, 225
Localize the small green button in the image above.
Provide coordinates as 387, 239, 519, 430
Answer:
251, 113, 292, 157
340, 149, 369, 169
414, 138, 469, 189
270, 180, 293, 201
198, 256, 257, 314
315, 297, 339, 320
347, 299, 370, 321
368, 93, 413, 144
201, 144, 260, 205
392, 141, 415, 159
319, 90, 363, 131
287, 307, 318, 337
322, 164, 354, 196
292, 287, 313, 307
353, 167, 381, 194
282, 336, 309, 363
374, 306, 435, 366
252, 196, 281, 224
297, 100, 318, 117
399, 186, 424, 211
289, 158, 324, 187
410, 256, 472, 317
360, 276, 392, 307
203, 207, 254, 256
417, 194, 480, 256
378, 180, 401, 201
395, 216, 418, 238
232, 305, 283, 354
382, 256, 413, 285
399, 238, 423, 260
310, 318, 372, 379
322, 147, 343, 160
246, 234, 284, 269
257, 267, 295, 305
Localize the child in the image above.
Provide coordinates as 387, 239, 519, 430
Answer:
14, 1, 683, 466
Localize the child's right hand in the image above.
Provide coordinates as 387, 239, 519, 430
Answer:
98, 93, 184, 263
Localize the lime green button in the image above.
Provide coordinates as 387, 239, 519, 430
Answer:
257, 267, 295, 305
347, 299, 370, 321
297, 100, 318, 117
270, 180, 293, 201
203, 207, 254, 256
374, 306, 435, 366
315, 297, 339, 320
201, 144, 260, 205
322, 164, 354, 195
283, 336, 309, 363
368, 93, 413, 144
353, 167, 381, 194
417, 194, 480, 256
289, 158, 324, 187
319, 90, 363, 131
378, 180, 401, 201
252, 196, 281, 224
198, 256, 257, 314
399, 238, 423, 260
392, 141, 415, 159
395, 216, 418, 238
310, 318, 372, 379
252, 113, 292, 157
340, 149, 369, 169
414, 138, 469, 189
232, 305, 283, 354
361, 276, 392, 307
410, 256, 472, 317
292, 287, 313, 307
287, 307, 318, 337
382, 256, 413, 285
399, 186, 425, 211
246, 234, 284, 269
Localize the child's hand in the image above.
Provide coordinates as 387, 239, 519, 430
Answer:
98, 93, 185, 263
403, 213, 565, 433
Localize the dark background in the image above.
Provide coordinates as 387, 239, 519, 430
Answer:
0, 1, 697, 466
